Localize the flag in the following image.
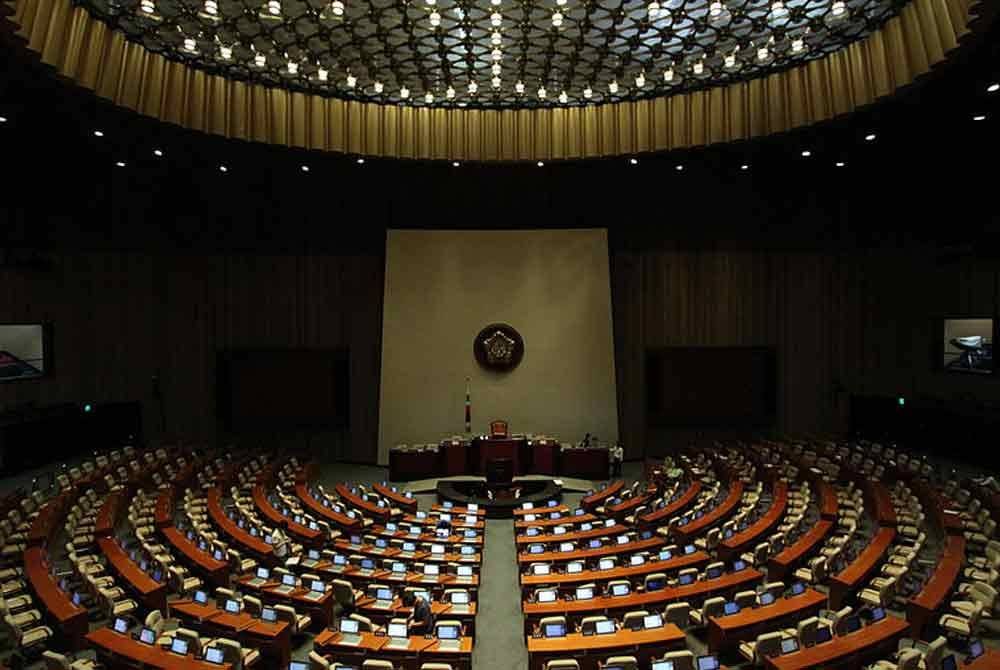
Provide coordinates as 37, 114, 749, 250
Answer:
464, 377, 471, 434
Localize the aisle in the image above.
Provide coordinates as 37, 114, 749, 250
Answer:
471, 517, 527, 670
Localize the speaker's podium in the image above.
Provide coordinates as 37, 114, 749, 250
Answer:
486, 457, 514, 485
473, 419, 528, 475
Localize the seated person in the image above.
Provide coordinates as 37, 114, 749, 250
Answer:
407, 594, 435, 636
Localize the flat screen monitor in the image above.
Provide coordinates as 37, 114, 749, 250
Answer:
361, 559, 376, 570
790, 582, 805, 595
599, 558, 614, 570
646, 578, 664, 591
732, 560, 747, 571
290, 663, 310, 670
194, 590, 208, 604
424, 564, 439, 576
387, 623, 408, 639
705, 567, 722, 579
529, 544, 544, 554
522, 502, 534, 510
524, 514, 536, 521
431, 545, 445, 555
307, 549, 320, 559
941, 655, 957, 670
467, 503, 478, 511
659, 550, 673, 561
460, 545, 475, 555
375, 538, 387, 548
537, 590, 557, 603
224, 599, 240, 614
262, 608, 277, 623
567, 562, 583, 574
815, 627, 832, 643
451, 591, 470, 604
334, 554, 347, 565
616, 535, 630, 545
526, 528, 540, 536
442, 501, 453, 509
72, 592, 81, 606
844, 615, 861, 633
205, 647, 225, 665
532, 564, 550, 575
113, 618, 128, 633
595, 620, 615, 635
463, 529, 477, 538
439, 513, 452, 521
781, 638, 799, 654
309, 580, 325, 593
939, 318, 994, 374
0, 324, 49, 381
553, 526, 567, 535
630, 556, 646, 567
437, 625, 460, 640
969, 640, 984, 659
403, 542, 416, 552
282, 574, 297, 586
870, 607, 886, 622
589, 539, 602, 549
678, 573, 695, 585
340, 619, 360, 634
256, 567, 270, 579
457, 565, 473, 577
610, 583, 630, 596
651, 662, 675, 670
696, 655, 720, 670
543, 623, 566, 638
376, 588, 393, 601
723, 602, 740, 615
644, 614, 663, 629
139, 628, 156, 644
576, 587, 594, 600
550, 512, 561, 520
759, 592, 775, 606
559, 542, 574, 552
170, 638, 189, 655
684, 544, 696, 554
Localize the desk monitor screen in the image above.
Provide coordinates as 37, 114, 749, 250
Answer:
262, 608, 278, 623
387, 623, 408, 639
437, 625, 460, 640
815, 626, 832, 643
225, 599, 240, 614
659, 550, 673, 561
574, 508, 585, 516
349, 535, 362, 545
376, 588, 393, 601
340, 619, 360, 634
308, 549, 320, 560
465, 515, 477, 524
547, 500, 558, 507
451, 591, 470, 604
524, 514, 537, 522
113, 618, 128, 633
723, 602, 740, 616
576, 587, 594, 601
567, 562, 583, 574
684, 544, 696, 555
139, 628, 156, 644
170, 638, 189, 655
580, 523, 593, 532
377, 500, 386, 508
532, 564, 550, 575
969, 640, 984, 659
630, 556, 646, 567
464, 529, 477, 538
941, 655, 957, 670
431, 545, 445, 555
537, 590, 557, 603
696, 655, 720, 670
416, 511, 427, 519
250, 527, 258, 537
213, 549, 225, 561
588, 539, 602, 549
759, 592, 775, 606
442, 501, 453, 509
361, 559, 376, 570
646, 577, 664, 591
461, 545, 476, 555
310, 580, 326, 593
678, 573, 695, 585
870, 607, 886, 622
544, 623, 566, 638
265, 535, 274, 545
651, 662, 675, 670
844, 616, 862, 633
611, 583, 630, 597
559, 542, 574, 553
375, 538, 388, 548
644, 614, 663, 629
529, 544, 545, 554
424, 564, 440, 576
72, 592, 81, 606
550, 512, 561, 520
403, 542, 417, 552
641, 530, 653, 540
457, 565, 473, 577
523, 502, 534, 510
526, 528, 540, 537
194, 590, 208, 604
553, 526, 567, 536
705, 566, 722, 579
732, 560, 747, 572
599, 558, 615, 571
282, 574, 297, 587
153, 570, 163, 582
790, 582, 805, 596
334, 554, 347, 565
468, 503, 479, 511
386, 522, 397, 531
205, 647, 225, 665
595, 620, 615, 635
439, 513, 452, 522
605, 519, 616, 528
781, 638, 799, 654
256, 567, 270, 579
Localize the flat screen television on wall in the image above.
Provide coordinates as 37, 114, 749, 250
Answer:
935, 317, 995, 375
217, 349, 349, 429
645, 347, 776, 427
0, 324, 51, 382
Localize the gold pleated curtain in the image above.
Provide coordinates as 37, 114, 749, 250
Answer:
3, 0, 981, 160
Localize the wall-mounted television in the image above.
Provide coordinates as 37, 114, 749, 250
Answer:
0, 323, 51, 382
936, 317, 994, 375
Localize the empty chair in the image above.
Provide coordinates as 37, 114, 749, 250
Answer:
690, 597, 725, 625
602, 657, 637, 670
939, 602, 983, 640
543, 661, 580, 670
794, 557, 827, 584
859, 576, 896, 608
212, 637, 260, 670
734, 590, 757, 610
655, 651, 695, 670
664, 602, 690, 628
580, 615, 609, 635
951, 582, 997, 616
868, 649, 923, 670
308, 650, 333, 670
41, 651, 98, 670
739, 631, 783, 665
274, 604, 311, 633
333, 579, 363, 611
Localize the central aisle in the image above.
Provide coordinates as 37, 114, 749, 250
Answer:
471, 517, 528, 670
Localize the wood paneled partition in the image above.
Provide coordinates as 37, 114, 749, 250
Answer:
0, 252, 384, 462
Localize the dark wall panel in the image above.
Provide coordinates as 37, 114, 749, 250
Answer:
0, 252, 383, 462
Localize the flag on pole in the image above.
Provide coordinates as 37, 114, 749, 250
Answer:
464, 377, 472, 434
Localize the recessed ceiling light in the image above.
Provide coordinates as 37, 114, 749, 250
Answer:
740, 164, 749, 170
153, 149, 163, 157
115, 161, 126, 168
93, 130, 104, 137
835, 161, 846, 167
452, 161, 460, 167
801, 150, 811, 157
629, 158, 638, 165
537, 161, 545, 167
219, 165, 228, 173
357, 158, 365, 164
0, 116, 7, 123
988, 83, 999, 93
973, 114, 987, 121
864, 133, 876, 141
301, 165, 310, 172
675, 165, 683, 171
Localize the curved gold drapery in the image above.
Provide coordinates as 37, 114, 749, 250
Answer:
2, 0, 982, 160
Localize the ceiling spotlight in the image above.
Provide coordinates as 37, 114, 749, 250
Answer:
301, 165, 310, 172
317, 67, 328, 81
374, 81, 384, 94
988, 83, 999, 93
115, 161, 126, 168
400, 86, 410, 99
830, 0, 846, 17
492, 76, 501, 88
709, 1, 723, 17
491, 31, 502, 46
635, 73, 645, 88
140, 0, 155, 13
973, 114, 987, 121
663, 68, 674, 83
515, 81, 524, 94
740, 164, 749, 170
551, 11, 563, 27
675, 164, 683, 171
835, 161, 846, 167
555, 0, 566, 5
791, 37, 805, 54
219, 45, 233, 60
452, 161, 460, 167
801, 150, 812, 157
724, 53, 736, 68
204, 0, 218, 15
537, 86, 547, 99
255, 53, 266, 67
629, 158, 638, 165
490, 0, 500, 5
490, 12, 502, 26
183, 37, 197, 52
491, 63, 501, 76
429, 11, 441, 27
608, 80, 618, 94
93, 130, 104, 137
468, 81, 478, 94
356, 158, 365, 164
864, 133, 876, 141
330, 0, 344, 15
267, 0, 280, 15
219, 165, 228, 172
446, 86, 456, 99
346, 74, 357, 88
425, 0, 434, 5
558, 90, 568, 103
537, 161, 544, 167
693, 60, 704, 75
153, 149, 163, 157
425, 91, 434, 103
287, 60, 299, 75
0, 116, 8, 123
647, 1, 660, 19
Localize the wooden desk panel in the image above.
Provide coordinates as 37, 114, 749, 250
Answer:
366, 525, 484, 548
95, 491, 123, 537
333, 540, 482, 565
295, 484, 363, 532
828, 527, 897, 608
87, 628, 234, 670
718, 482, 788, 560
605, 493, 653, 516
516, 524, 628, 546
819, 482, 839, 520
170, 599, 292, 666
160, 527, 229, 587
356, 597, 477, 636
336, 483, 391, 522
232, 575, 336, 628
767, 520, 834, 581
375, 484, 418, 513
519, 551, 711, 591
673, 481, 746, 543
517, 513, 596, 530
907, 535, 966, 640
581, 481, 624, 510
707, 589, 826, 651
764, 616, 909, 670
518, 537, 665, 564
98, 537, 168, 612
527, 624, 685, 670
867, 482, 898, 528
24, 546, 88, 648
639, 481, 702, 526
206, 488, 275, 563
251, 486, 323, 546
514, 505, 569, 517
966, 650, 1000, 668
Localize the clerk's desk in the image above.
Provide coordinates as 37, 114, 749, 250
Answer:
86, 628, 234, 670
706, 588, 826, 651
519, 551, 711, 594
527, 624, 685, 670
169, 598, 292, 667
764, 616, 909, 670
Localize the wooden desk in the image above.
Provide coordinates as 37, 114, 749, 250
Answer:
251, 486, 323, 546
517, 513, 596, 530
966, 649, 1000, 669
767, 520, 834, 581
314, 629, 473, 669
707, 589, 826, 651
87, 628, 234, 670
818, 482, 839, 520
472, 436, 527, 475
233, 575, 336, 628
867, 482, 898, 528
527, 624, 685, 670
513, 506, 570, 520
333, 539, 482, 565
518, 536, 665, 564
581, 481, 624, 511
336, 483, 391, 522
155, 490, 174, 528
28, 492, 70, 547
605, 493, 653, 517
170, 599, 292, 666
516, 524, 628, 546
367, 525, 484, 548
911, 480, 964, 536
356, 597, 477, 636
95, 491, 123, 537
375, 484, 418, 513
718, 482, 788, 560
206, 488, 275, 564
907, 535, 966, 640
519, 551, 711, 592
561, 448, 611, 481
24, 546, 88, 649
433, 504, 486, 517
828, 527, 897, 608
160, 527, 229, 587
639, 481, 702, 526
295, 484, 364, 532
98, 537, 168, 612
673, 481, 746, 543
764, 616, 909, 670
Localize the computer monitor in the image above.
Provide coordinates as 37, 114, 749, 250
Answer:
205, 647, 225, 665
457, 565, 473, 577
870, 607, 886, 622
334, 554, 347, 565
463, 529, 477, 538
113, 618, 128, 633
781, 638, 799, 654
567, 562, 583, 574
705, 566, 722, 579
610, 583, 630, 596
533, 564, 550, 575
451, 591, 470, 604
194, 590, 208, 604
256, 567, 270, 580
599, 558, 614, 570
262, 608, 278, 623
844, 615, 862, 633
467, 503, 478, 511
723, 602, 740, 615
225, 599, 240, 614
559, 542, 574, 552
684, 544, 696, 554
439, 513, 452, 522
573, 508, 585, 516
576, 587, 594, 600
437, 625, 460, 640
415, 510, 427, 519
460, 545, 476, 556
527, 528, 540, 536
696, 655, 720, 670
375, 538, 388, 548
616, 535, 629, 545
969, 640, 984, 659
646, 578, 664, 591
529, 544, 544, 554
630, 555, 645, 566
732, 560, 747, 571
139, 627, 156, 644
678, 573, 695, 585
390, 562, 405, 574
605, 519, 616, 528
72, 592, 81, 606
790, 581, 805, 596
361, 558, 376, 570
282, 574, 297, 586
537, 590, 557, 603
310, 580, 325, 593
815, 626, 832, 643
442, 501, 453, 509
588, 539, 602, 549
170, 638, 189, 655
651, 662, 675, 670
264, 535, 274, 545
153, 570, 163, 582
644, 614, 663, 629
340, 619, 360, 634
524, 514, 537, 522
522, 502, 534, 510
307, 549, 320, 560
580, 523, 593, 532
544, 622, 566, 638
659, 550, 673, 561
250, 527, 258, 537
289, 662, 309, 670
350, 535, 362, 545
424, 564, 440, 576
553, 526, 567, 536
403, 542, 416, 552
595, 620, 615, 635
940, 655, 957, 670
376, 588, 393, 601
431, 545, 445, 555
387, 622, 408, 639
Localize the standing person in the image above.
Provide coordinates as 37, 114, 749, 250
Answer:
611, 443, 624, 478
407, 593, 435, 635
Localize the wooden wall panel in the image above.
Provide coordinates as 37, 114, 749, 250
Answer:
0, 251, 384, 462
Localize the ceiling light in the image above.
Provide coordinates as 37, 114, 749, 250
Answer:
301, 165, 310, 172
429, 11, 441, 27
492, 76, 501, 88
317, 67, 328, 81
468, 81, 478, 94
664, 68, 674, 83
490, 12, 502, 27
219, 45, 233, 60
219, 165, 228, 172
630, 158, 638, 165
791, 38, 805, 54
537, 161, 544, 167
551, 11, 563, 27
490, 0, 500, 5
864, 133, 876, 141
153, 149, 163, 157
356, 158, 365, 164
446, 86, 455, 99
724, 53, 736, 68
204, 0, 217, 15
740, 164, 749, 170
491, 32, 502, 46
491, 49, 503, 62
973, 114, 987, 121
835, 161, 845, 167
287, 60, 299, 75
346, 74, 357, 88
93, 130, 104, 137
608, 80, 618, 94
183, 38, 197, 52
452, 161, 460, 167
555, 0, 566, 5
140, 0, 155, 13
675, 165, 683, 171
801, 150, 811, 157
709, 1, 723, 17
988, 83, 999, 93
267, 0, 280, 15
635, 73, 646, 88
831, 0, 846, 16
374, 81, 384, 93
0, 116, 8, 123
537, 86, 547, 99
399, 86, 410, 99
693, 61, 704, 75
583, 86, 592, 99
115, 161, 126, 168
558, 90, 568, 103
330, 0, 344, 15
425, 91, 434, 103
515, 81, 524, 94
491, 63, 501, 76
647, 1, 660, 19
425, 0, 434, 5
255, 53, 266, 67
757, 46, 770, 62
